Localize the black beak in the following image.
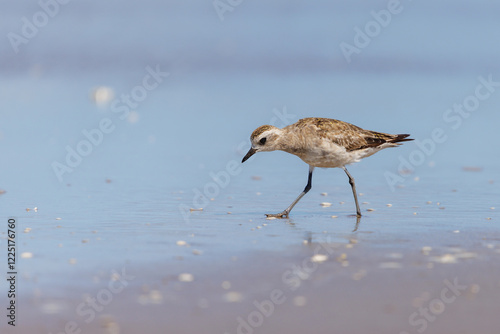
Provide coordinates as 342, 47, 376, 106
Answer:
242, 147, 257, 163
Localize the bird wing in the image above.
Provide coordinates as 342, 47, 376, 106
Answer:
292, 118, 411, 151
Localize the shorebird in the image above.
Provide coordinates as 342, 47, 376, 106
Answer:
242, 117, 413, 218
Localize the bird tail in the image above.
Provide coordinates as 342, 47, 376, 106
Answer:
390, 134, 413, 143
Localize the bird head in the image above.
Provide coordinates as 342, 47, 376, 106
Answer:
242, 125, 283, 163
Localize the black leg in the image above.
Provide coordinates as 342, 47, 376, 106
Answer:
342, 166, 361, 217
266, 165, 314, 218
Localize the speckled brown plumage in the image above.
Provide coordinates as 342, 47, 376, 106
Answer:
242, 117, 413, 218
286, 118, 412, 152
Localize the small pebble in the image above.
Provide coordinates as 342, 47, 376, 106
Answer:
21, 252, 33, 259
431, 254, 457, 264
91, 86, 115, 106
148, 290, 163, 304
336, 253, 347, 261
331, 215, 338, 219
34, 207, 38, 212
82, 239, 90, 243
24, 228, 32, 233
386, 204, 392, 207
320, 192, 328, 196
311, 254, 328, 263
366, 208, 375, 212
320, 202, 332, 207
176, 240, 187, 246
192, 249, 202, 255
189, 208, 203, 212
178, 273, 194, 282
224, 291, 243, 302
266, 216, 277, 220
422, 246, 432, 255
56, 217, 62, 220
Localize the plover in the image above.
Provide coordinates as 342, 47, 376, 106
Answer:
242, 117, 413, 218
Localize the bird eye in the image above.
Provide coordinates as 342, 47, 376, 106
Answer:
259, 137, 267, 145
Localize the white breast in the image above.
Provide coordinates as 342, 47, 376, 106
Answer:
293, 140, 393, 168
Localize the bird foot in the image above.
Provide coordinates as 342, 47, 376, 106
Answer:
265, 211, 289, 219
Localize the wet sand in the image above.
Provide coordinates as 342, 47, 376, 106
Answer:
2, 167, 500, 334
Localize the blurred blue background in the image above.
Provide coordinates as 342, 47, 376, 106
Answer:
1, 0, 499, 196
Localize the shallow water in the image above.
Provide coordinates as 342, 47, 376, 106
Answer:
1, 1, 500, 333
